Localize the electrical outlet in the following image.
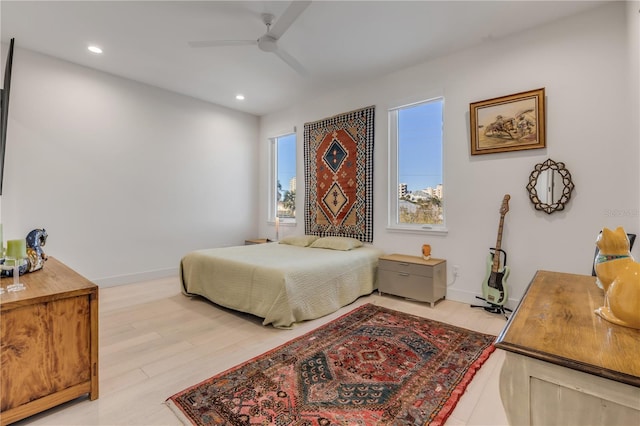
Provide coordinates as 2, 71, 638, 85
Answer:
453, 265, 460, 277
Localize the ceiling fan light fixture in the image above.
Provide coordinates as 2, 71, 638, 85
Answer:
257, 36, 278, 53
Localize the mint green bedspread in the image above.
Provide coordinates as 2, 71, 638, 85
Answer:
180, 242, 383, 328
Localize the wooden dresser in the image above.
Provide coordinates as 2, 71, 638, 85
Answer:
495, 270, 639, 425
378, 254, 446, 307
0, 257, 99, 425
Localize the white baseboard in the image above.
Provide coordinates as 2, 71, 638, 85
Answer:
93, 267, 179, 287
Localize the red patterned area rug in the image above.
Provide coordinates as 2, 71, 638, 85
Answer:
166, 304, 495, 426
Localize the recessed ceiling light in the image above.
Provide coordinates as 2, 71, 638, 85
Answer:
236, 94, 245, 101
88, 45, 103, 54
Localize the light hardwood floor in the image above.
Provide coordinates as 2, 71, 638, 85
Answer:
13, 276, 509, 425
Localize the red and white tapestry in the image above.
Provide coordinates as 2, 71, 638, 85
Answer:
304, 106, 375, 243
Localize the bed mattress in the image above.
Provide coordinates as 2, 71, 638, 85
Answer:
181, 242, 383, 328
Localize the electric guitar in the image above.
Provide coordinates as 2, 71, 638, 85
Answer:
482, 194, 510, 306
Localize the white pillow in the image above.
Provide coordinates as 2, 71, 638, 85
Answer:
309, 236, 363, 251
278, 235, 319, 247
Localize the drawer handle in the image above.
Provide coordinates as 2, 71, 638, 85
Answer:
399, 262, 410, 266
398, 272, 410, 277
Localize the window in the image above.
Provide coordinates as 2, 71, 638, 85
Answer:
389, 97, 445, 232
269, 133, 297, 224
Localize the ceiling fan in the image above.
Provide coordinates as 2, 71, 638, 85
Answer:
188, 1, 311, 76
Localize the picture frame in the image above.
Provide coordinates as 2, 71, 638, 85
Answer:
470, 88, 545, 155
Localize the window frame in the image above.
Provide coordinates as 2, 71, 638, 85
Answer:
388, 95, 447, 234
268, 132, 297, 226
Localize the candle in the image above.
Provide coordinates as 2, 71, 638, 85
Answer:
6, 239, 27, 260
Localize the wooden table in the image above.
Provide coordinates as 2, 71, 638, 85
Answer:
495, 270, 640, 425
0, 257, 99, 425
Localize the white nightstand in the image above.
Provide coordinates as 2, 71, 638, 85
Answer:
244, 238, 273, 245
378, 254, 446, 307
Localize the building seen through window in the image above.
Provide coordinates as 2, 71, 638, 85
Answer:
391, 97, 444, 228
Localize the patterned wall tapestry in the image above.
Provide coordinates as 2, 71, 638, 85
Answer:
304, 105, 375, 243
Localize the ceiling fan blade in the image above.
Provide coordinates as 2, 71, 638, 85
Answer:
188, 40, 257, 48
273, 48, 308, 76
268, 0, 311, 40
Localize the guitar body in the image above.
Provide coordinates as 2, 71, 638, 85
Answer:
483, 252, 509, 305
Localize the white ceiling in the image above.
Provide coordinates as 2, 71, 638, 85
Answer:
1, 1, 607, 116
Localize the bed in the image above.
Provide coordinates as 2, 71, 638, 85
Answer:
180, 236, 384, 328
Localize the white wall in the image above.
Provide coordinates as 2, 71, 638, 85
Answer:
631, 1, 640, 197
259, 2, 639, 307
1, 48, 259, 284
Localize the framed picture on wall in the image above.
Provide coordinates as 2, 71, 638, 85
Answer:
470, 88, 546, 155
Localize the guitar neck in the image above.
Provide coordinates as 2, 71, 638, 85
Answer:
492, 215, 506, 272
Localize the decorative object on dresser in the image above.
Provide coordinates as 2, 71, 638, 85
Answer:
2, 239, 27, 292
25, 228, 48, 272
378, 254, 446, 307
496, 270, 640, 426
0, 257, 99, 425
166, 304, 495, 426
596, 262, 640, 329
470, 88, 545, 155
471, 194, 512, 319
0, 228, 48, 278
592, 230, 636, 277
593, 227, 635, 290
303, 105, 375, 242
593, 227, 640, 329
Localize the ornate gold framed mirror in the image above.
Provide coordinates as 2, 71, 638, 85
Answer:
526, 159, 574, 214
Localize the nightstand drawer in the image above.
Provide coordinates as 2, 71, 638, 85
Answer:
378, 259, 434, 278
378, 269, 437, 302
245, 238, 272, 245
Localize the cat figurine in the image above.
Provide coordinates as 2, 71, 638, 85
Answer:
593, 227, 634, 291
594, 227, 640, 329
595, 262, 640, 329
